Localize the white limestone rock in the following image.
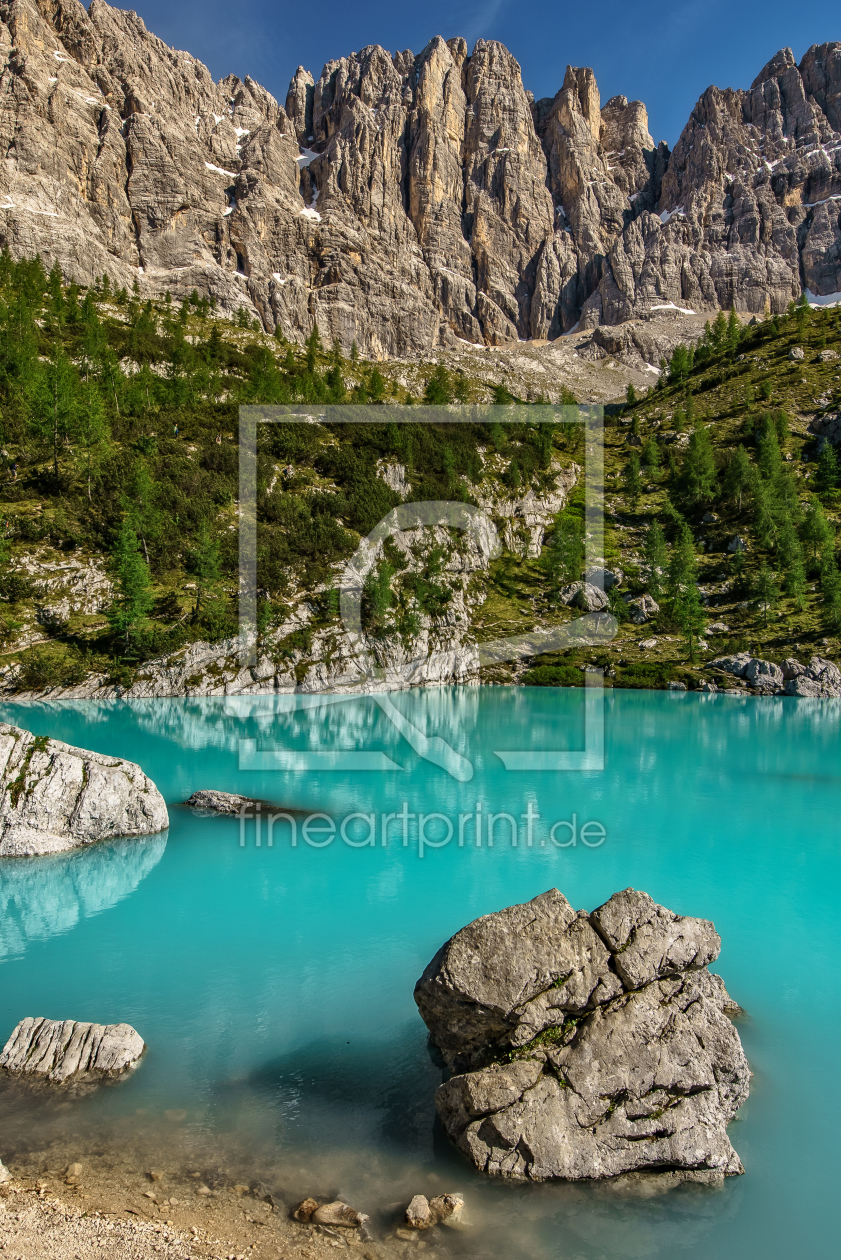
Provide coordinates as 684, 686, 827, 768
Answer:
783, 655, 841, 697
559, 581, 610, 612
0, 724, 168, 857
0, 1017, 146, 1084
419, 888, 748, 1183
627, 593, 659, 624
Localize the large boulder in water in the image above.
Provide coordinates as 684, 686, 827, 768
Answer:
416, 889, 749, 1183
0, 724, 168, 857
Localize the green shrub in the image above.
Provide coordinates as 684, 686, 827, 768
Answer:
17, 644, 88, 689
521, 664, 583, 687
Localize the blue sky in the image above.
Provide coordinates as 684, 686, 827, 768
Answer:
123, 1, 838, 146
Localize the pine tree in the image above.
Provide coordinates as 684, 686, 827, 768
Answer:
751, 470, 778, 550
424, 365, 451, 404
816, 442, 839, 494
108, 519, 154, 647
642, 519, 668, 598
784, 554, 808, 611
726, 305, 741, 355
802, 499, 834, 562
677, 581, 706, 661
641, 436, 660, 475
188, 523, 221, 621
624, 451, 642, 506
821, 561, 841, 634
124, 459, 160, 564
679, 424, 717, 505
666, 519, 697, 613
723, 445, 751, 510
756, 415, 782, 482
32, 346, 80, 480
754, 562, 779, 627
626, 382, 637, 407
546, 515, 584, 593
709, 311, 728, 354
362, 559, 394, 625
75, 384, 112, 502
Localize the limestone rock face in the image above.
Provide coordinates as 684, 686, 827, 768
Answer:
0, 5, 836, 351
783, 655, 841, 697
0, 1016, 145, 1083
0, 723, 168, 856
417, 888, 749, 1182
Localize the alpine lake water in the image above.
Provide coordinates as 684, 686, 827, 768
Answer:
0, 686, 839, 1259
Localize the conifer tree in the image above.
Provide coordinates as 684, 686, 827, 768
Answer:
624, 451, 642, 506
666, 519, 697, 612
679, 424, 717, 505
108, 519, 154, 647
642, 519, 668, 598
802, 499, 834, 562
816, 442, 839, 495
723, 445, 751, 510
188, 523, 221, 621
546, 515, 585, 593
76, 385, 112, 502
677, 580, 706, 661
726, 305, 741, 355
754, 562, 779, 627
822, 561, 841, 634
641, 436, 660, 475
32, 346, 80, 480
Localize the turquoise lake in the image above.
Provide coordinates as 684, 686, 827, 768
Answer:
0, 687, 839, 1258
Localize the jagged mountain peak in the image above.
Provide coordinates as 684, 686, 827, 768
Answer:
0, 1, 838, 355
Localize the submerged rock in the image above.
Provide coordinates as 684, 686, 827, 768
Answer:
416, 889, 749, 1183
0, 724, 168, 857
0, 1017, 146, 1084
311, 1201, 367, 1229
184, 789, 258, 815
293, 1198, 370, 1236
404, 1193, 464, 1230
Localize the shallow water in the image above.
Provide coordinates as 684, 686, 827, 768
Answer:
0, 688, 839, 1258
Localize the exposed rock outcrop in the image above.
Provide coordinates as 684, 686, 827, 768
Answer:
708, 653, 841, 696
783, 655, 841, 696
0, 1016, 145, 1083
0, 3, 837, 352
0, 723, 168, 855
185, 789, 257, 814
416, 888, 749, 1182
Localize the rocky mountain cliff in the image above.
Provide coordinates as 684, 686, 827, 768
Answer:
0, 2, 839, 356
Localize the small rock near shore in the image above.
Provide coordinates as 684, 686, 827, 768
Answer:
184, 789, 258, 815
312, 1201, 368, 1229
0, 1017, 146, 1084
